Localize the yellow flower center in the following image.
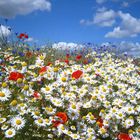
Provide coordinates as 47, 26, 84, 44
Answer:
20, 103, 24, 107
45, 86, 50, 91
102, 89, 107, 92
100, 128, 106, 134
16, 120, 22, 125
45, 119, 49, 123
11, 100, 18, 106
0, 92, 5, 97
23, 85, 29, 90
61, 126, 65, 130
8, 130, 13, 135
71, 104, 76, 109
2, 82, 7, 88
35, 111, 40, 116
0, 118, 4, 122
17, 78, 23, 83
39, 55, 44, 60
112, 109, 116, 113
22, 62, 27, 66
38, 119, 43, 123
119, 113, 123, 117
128, 108, 132, 111
54, 67, 59, 72
101, 109, 105, 113
71, 112, 75, 116
90, 116, 95, 120
61, 77, 66, 82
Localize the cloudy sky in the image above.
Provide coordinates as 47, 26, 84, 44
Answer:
0, 0, 140, 44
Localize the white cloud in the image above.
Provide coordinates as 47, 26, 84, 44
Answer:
0, 25, 11, 37
80, 8, 116, 27
0, 0, 51, 18
52, 42, 84, 50
24, 37, 34, 42
94, 9, 116, 27
105, 11, 140, 38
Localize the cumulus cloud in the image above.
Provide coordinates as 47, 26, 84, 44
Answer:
24, 37, 34, 42
105, 11, 140, 38
0, 0, 51, 18
80, 8, 116, 27
0, 25, 11, 37
52, 42, 84, 50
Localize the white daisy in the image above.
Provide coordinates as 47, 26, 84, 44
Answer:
35, 118, 46, 127
124, 118, 134, 129
0, 117, 6, 124
11, 116, 25, 130
5, 128, 16, 138
41, 84, 53, 94
0, 88, 11, 102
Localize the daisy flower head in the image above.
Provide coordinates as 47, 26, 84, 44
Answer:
0, 117, 6, 124
124, 118, 134, 129
5, 128, 16, 138
11, 116, 25, 130
35, 118, 46, 127
41, 84, 53, 94
51, 97, 63, 107
0, 88, 11, 102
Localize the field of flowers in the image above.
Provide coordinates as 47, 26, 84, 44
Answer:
0, 43, 140, 140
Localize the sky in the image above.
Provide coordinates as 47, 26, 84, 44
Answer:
0, 0, 140, 45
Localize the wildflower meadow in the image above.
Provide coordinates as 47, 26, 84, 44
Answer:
0, 35, 140, 140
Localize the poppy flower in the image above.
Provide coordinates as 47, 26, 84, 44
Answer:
9, 72, 24, 81
33, 92, 40, 99
64, 59, 69, 65
17, 33, 28, 39
52, 112, 68, 127
96, 118, 104, 128
76, 54, 82, 60
118, 133, 132, 140
72, 70, 83, 79
39, 66, 47, 74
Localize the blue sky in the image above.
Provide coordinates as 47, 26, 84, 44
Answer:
0, 0, 140, 45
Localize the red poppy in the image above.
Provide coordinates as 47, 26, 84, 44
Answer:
118, 133, 132, 140
39, 66, 47, 74
72, 70, 83, 79
76, 54, 82, 60
96, 118, 104, 128
17, 33, 28, 39
52, 112, 68, 127
33, 92, 40, 99
9, 72, 24, 81
64, 59, 69, 65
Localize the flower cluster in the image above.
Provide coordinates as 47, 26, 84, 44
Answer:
0, 48, 140, 140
